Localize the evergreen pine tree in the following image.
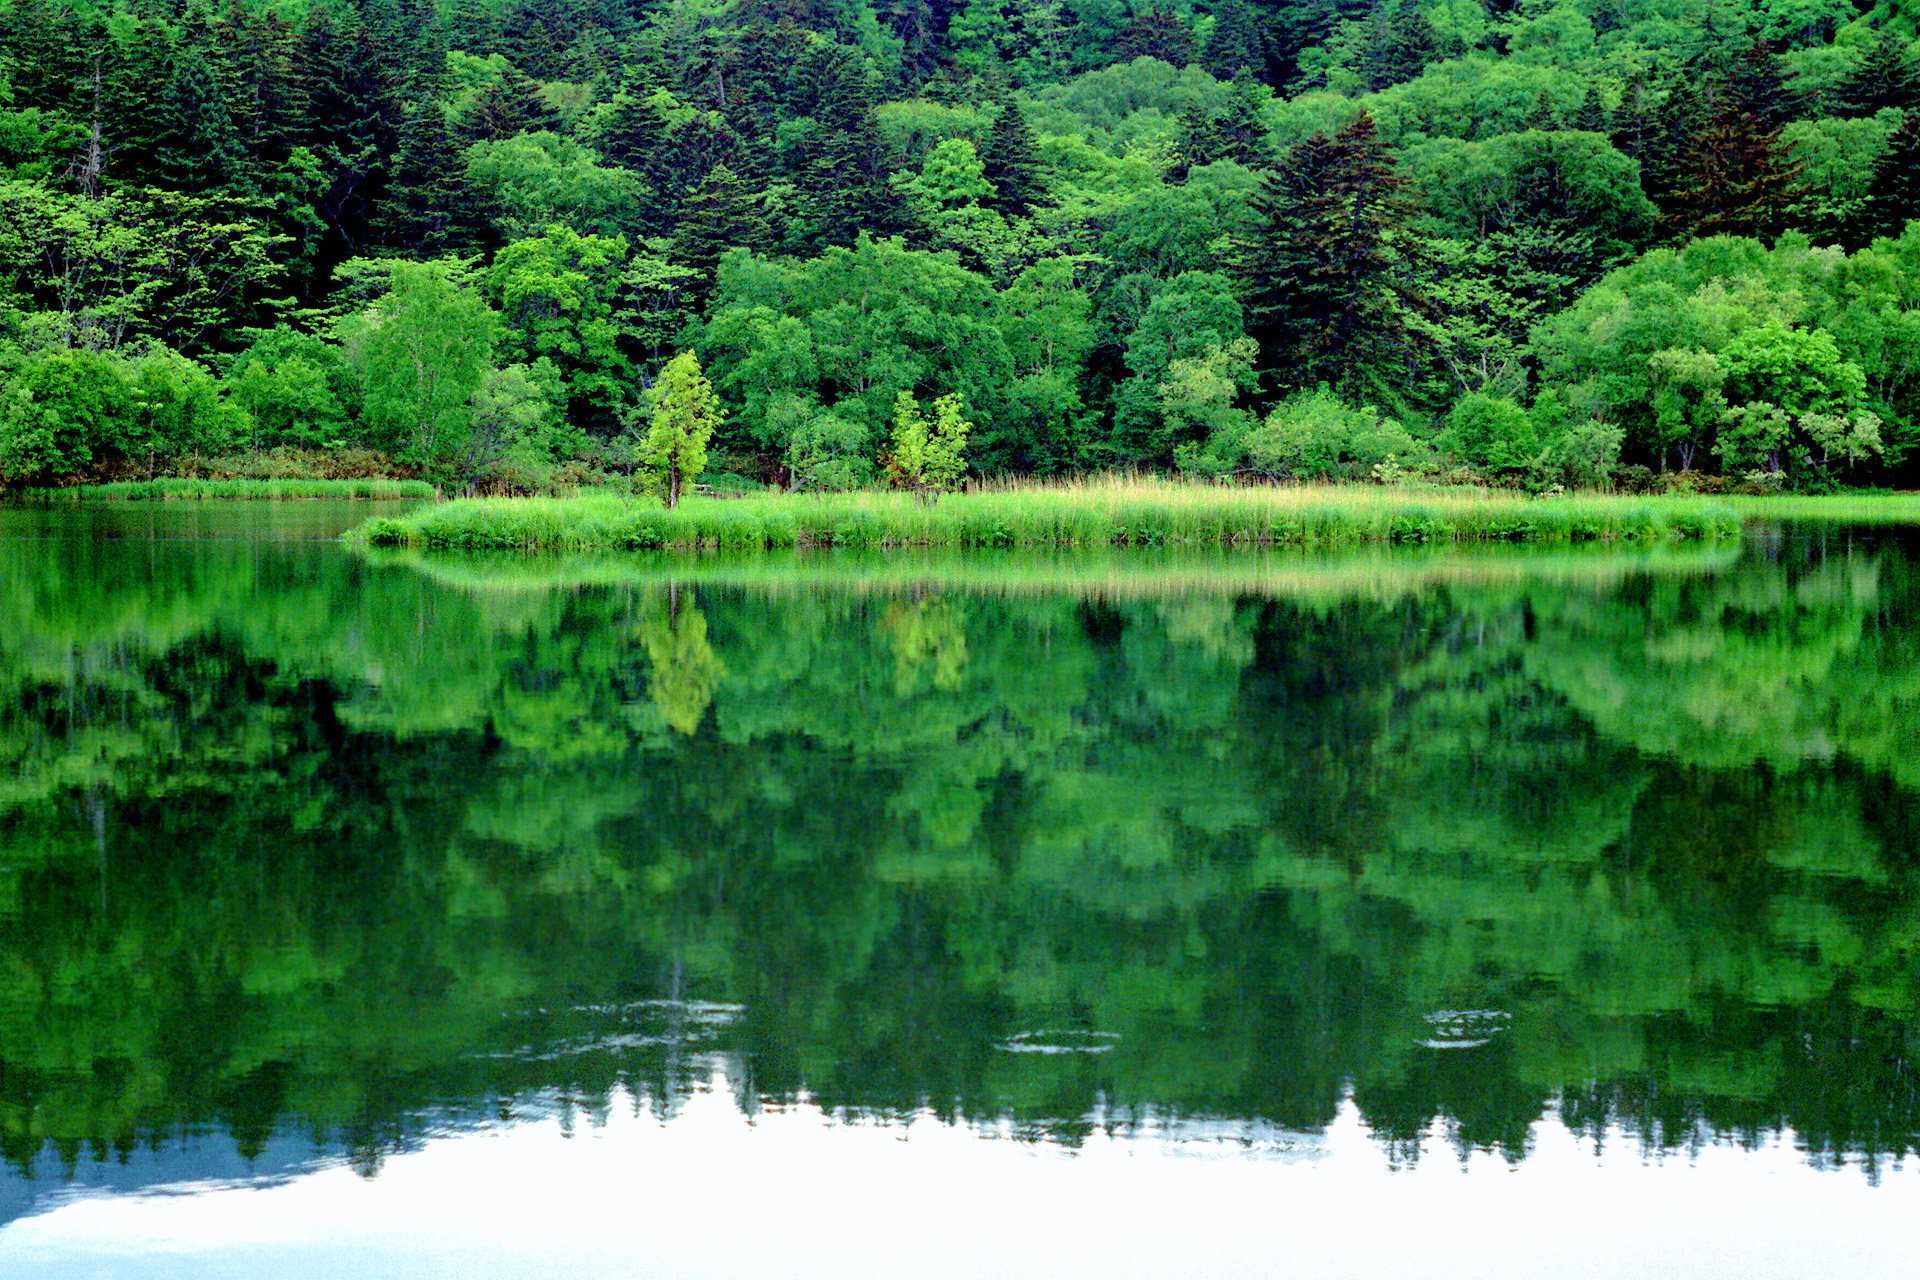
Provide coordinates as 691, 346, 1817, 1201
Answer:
1172, 102, 1229, 180
456, 63, 560, 143
1115, 9, 1197, 66
1353, 0, 1437, 93
1233, 111, 1429, 398
1858, 110, 1920, 244
1834, 30, 1920, 118
1524, 88, 1558, 132
371, 104, 490, 256
1665, 104, 1805, 243
209, 0, 301, 168
798, 50, 904, 246
1727, 42, 1801, 129
980, 95, 1044, 216
1569, 84, 1608, 133
1609, 77, 1659, 160
1202, 0, 1268, 82
1640, 82, 1703, 214
155, 49, 252, 195
670, 164, 773, 305
1217, 70, 1275, 168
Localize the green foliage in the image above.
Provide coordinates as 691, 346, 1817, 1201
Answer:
336, 257, 502, 462
889, 391, 972, 498
630, 350, 721, 508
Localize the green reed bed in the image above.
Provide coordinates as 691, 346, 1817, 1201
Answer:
38, 477, 438, 501
351, 483, 1745, 552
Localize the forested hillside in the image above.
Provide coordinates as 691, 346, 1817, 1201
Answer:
1, 0, 1918, 491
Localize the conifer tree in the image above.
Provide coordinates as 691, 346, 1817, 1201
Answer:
1833, 30, 1920, 119
670, 164, 771, 304
457, 63, 560, 143
1233, 111, 1429, 399
1352, 0, 1437, 93
797, 49, 903, 246
1115, 9, 1197, 66
632, 351, 721, 509
1569, 85, 1608, 133
1858, 111, 1920, 243
1609, 77, 1659, 160
372, 105, 489, 256
1524, 89, 1558, 132
1727, 42, 1801, 129
980, 96, 1044, 217
1217, 70, 1275, 168
1202, 0, 1268, 82
1665, 104, 1805, 243
155, 50, 252, 195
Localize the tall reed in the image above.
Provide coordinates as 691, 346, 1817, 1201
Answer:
349, 482, 1748, 551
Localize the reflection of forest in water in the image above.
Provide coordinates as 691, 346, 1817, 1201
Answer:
2, 509, 1919, 1182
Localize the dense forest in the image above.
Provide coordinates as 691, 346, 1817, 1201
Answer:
4, 518, 1920, 1175
1, 0, 1918, 492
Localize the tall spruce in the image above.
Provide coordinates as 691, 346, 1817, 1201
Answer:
1115, 9, 1197, 66
1859, 111, 1920, 243
1233, 111, 1429, 399
670, 163, 772, 305
1834, 30, 1920, 118
155, 49, 252, 195
1665, 103, 1805, 243
372, 104, 490, 256
981, 96, 1044, 217
1202, 0, 1268, 82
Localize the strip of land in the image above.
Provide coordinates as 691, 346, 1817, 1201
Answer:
348, 483, 1750, 551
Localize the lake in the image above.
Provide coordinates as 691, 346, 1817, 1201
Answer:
1, 501, 1917, 1278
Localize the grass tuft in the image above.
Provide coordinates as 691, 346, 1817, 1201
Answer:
346, 481, 1762, 553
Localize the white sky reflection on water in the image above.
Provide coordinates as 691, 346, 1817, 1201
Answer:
3, 1066, 1917, 1280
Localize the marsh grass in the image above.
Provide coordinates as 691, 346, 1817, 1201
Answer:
351, 479, 1746, 552
39, 477, 439, 501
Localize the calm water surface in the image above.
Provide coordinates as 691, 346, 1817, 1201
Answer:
1, 502, 1918, 1278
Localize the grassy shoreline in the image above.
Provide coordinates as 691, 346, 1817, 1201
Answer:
350, 483, 1746, 552
30, 477, 439, 501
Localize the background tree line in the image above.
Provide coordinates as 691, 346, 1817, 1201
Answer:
1, 0, 1919, 492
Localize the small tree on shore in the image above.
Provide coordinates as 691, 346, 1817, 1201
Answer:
631, 351, 721, 508
888, 392, 971, 501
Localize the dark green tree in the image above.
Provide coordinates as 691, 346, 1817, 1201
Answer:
371, 105, 491, 256
1665, 105, 1805, 243
1833, 30, 1920, 118
1857, 111, 1920, 244
670, 164, 772, 305
980, 96, 1044, 217
456, 63, 560, 143
155, 50, 252, 195
1233, 111, 1429, 399
1351, 0, 1438, 93
1569, 85, 1608, 133
1115, 9, 1197, 66
1201, 0, 1268, 82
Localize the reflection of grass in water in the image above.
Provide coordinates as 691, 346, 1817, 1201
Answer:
349, 481, 1746, 552
36, 477, 438, 500
352, 542, 1744, 605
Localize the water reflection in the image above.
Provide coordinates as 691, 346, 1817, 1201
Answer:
1, 505, 1918, 1219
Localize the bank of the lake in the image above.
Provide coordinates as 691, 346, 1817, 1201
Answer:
31, 477, 439, 501
349, 483, 1749, 552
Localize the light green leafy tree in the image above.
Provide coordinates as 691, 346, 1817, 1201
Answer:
632, 351, 721, 509
889, 391, 972, 500
336, 258, 502, 463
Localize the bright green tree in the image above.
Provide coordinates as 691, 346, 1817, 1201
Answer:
889, 391, 971, 500
633, 351, 720, 508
